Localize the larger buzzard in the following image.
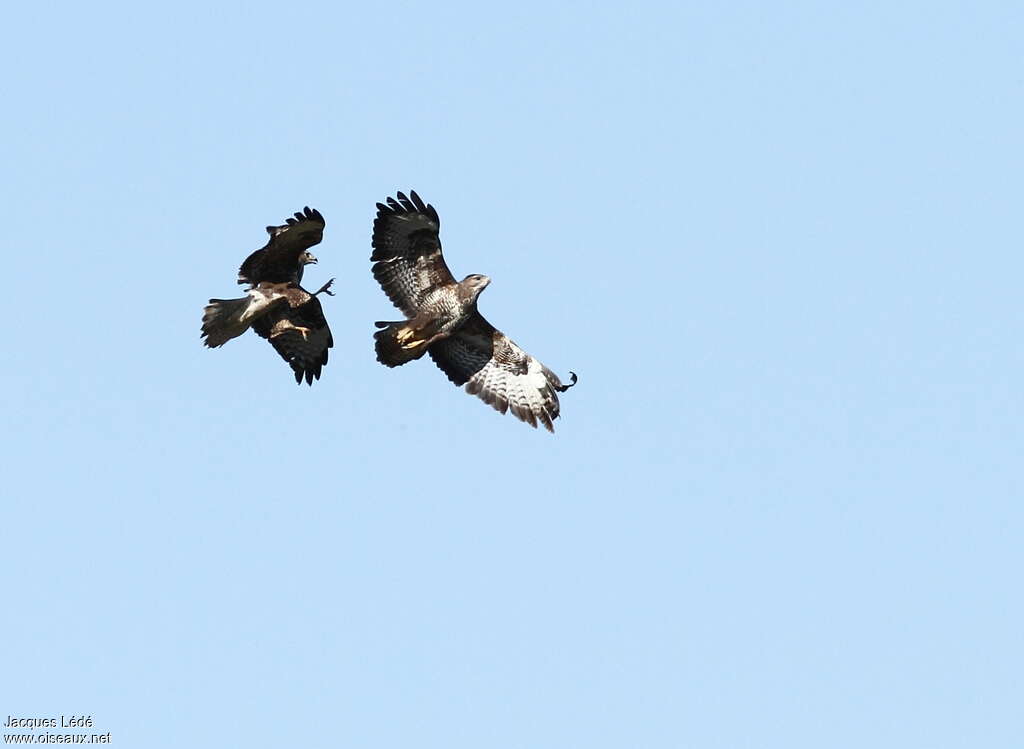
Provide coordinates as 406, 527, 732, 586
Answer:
201, 207, 335, 385
371, 191, 576, 431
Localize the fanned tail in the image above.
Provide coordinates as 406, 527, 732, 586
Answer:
201, 297, 256, 348
374, 320, 434, 367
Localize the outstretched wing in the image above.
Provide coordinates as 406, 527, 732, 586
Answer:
371, 191, 455, 316
251, 286, 334, 385
428, 314, 577, 432
238, 206, 325, 286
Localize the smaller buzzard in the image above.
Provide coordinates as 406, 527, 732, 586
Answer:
201, 207, 335, 385
371, 191, 576, 431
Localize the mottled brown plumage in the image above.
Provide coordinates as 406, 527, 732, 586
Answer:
371, 191, 576, 431
251, 282, 334, 385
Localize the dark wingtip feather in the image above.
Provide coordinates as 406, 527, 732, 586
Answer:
523, 408, 538, 429
280, 206, 324, 228
539, 408, 555, 433
375, 190, 438, 225
555, 371, 578, 392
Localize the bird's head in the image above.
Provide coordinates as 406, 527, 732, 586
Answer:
300, 250, 318, 266
460, 273, 491, 300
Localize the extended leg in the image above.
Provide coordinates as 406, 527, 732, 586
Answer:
313, 278, 335, 297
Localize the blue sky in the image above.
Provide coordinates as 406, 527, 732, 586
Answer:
2, 1, 1021, 746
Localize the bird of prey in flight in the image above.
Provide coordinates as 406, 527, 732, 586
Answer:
371, 191, 576, 431
201, 207, 335, 385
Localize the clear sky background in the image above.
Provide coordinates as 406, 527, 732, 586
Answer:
1, 1, 1021, 747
